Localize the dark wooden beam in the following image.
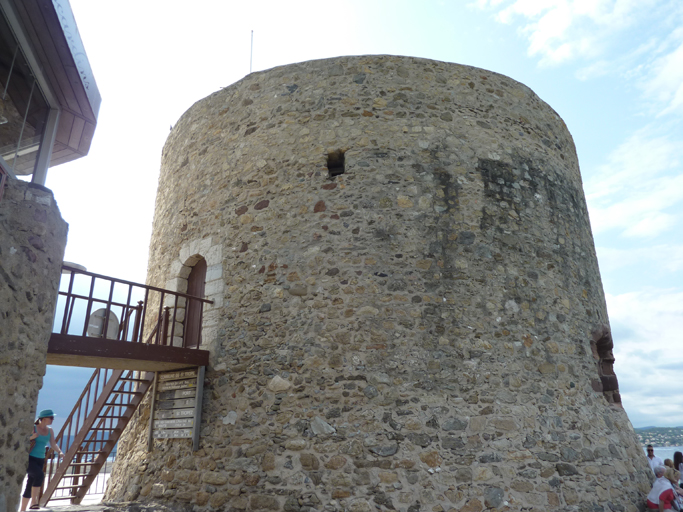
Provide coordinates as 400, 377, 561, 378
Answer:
47, 334, 210, 371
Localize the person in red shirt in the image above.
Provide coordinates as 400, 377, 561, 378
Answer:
648, 466, 676, 510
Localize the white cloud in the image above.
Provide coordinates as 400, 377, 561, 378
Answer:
597, 245, 683, 274
575, 36, 660, 81
623, 211, 677, 238
585, 127, 683, 238
575, 59, 613, 81
609, 288, 683, 426
643, 29, 683, 116
586, 131, 678, 200
475, 0, 658, 65
476, 1, 683, 115
588, 185, 682, 238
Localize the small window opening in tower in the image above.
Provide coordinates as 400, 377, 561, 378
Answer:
327, 150, 345, 177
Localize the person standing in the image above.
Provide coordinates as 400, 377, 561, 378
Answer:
674, 451, 683, 483
20, 409, 64, 511
647, 445, 665, 474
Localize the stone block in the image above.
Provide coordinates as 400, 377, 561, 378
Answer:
209, 492, 229, 508
206, 263, 223, 281
202, 471, 228, 485
204, 279, 223, 296
205, 243, 222, 265
204, 293, 223, 310
250, 495, 280, 510
164, 294, 186, 308
151, 483, 164, 498
164, 277, 187, 294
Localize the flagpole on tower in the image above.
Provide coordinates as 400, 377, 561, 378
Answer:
250, 30, 253, 74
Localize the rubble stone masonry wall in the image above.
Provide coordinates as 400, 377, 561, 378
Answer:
0, 180, 67, 512
106, 56, 651, 512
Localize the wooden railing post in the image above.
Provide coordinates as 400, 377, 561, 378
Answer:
132, 301, 143, 342
161, 307, 170, 346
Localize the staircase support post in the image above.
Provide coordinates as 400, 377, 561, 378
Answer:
192, 366, 205, 452
147, 372, 159, 452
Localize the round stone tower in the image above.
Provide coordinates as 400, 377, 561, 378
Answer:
106, 56, 651, 511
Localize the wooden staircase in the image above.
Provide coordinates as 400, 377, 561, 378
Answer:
39, 265, 213, 505
40, 368, 154, 506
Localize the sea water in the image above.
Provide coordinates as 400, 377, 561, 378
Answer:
643, 446, 683, 463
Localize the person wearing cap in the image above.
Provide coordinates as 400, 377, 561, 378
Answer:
20, 409, 64, 511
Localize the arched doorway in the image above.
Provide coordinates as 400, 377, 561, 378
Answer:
184, 258, 206, 348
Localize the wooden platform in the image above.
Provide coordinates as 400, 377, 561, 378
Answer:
47, 335, 210, 371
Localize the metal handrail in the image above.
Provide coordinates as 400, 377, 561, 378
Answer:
42, 368, 154, 505
61, 265, 213, 302
42, 368, 115, 499
55, 265, 212, 348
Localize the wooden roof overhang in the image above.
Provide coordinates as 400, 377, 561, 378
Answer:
48, 334, 211, 372
1, 0, 101, 171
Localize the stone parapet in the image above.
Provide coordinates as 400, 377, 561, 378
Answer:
106, 55, 651, 511
0, 179, 67, 512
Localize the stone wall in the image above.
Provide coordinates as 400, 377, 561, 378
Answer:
0, 179, 67, 512
106, 56, 652, 512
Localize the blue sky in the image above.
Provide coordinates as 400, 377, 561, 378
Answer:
38, 0, 683, 430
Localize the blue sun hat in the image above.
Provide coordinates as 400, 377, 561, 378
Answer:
38, 409, 55, 419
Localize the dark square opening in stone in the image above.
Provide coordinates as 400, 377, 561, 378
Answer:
327, 149, 345, 177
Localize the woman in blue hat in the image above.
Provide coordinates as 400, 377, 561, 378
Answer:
20, 409, 64, 511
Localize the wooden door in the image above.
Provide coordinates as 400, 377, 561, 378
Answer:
184, 258, 206, 348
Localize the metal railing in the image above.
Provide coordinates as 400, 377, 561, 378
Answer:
41, 368, 154, 505
27, 453, 116, 507
43, 265, 213, 503
55, 265, 212, 348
